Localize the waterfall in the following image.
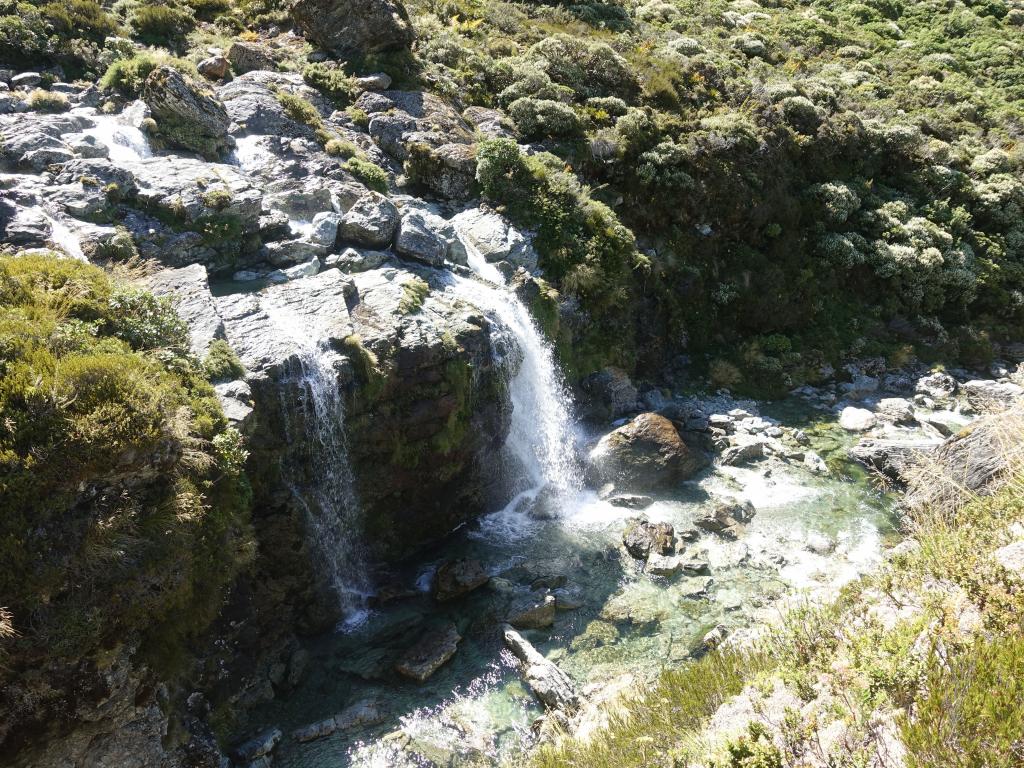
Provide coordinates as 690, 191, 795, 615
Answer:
83, 103, 152, 164
449, 242, 581, 502
262, 296, 370, 627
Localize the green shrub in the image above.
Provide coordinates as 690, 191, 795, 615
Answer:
203, 338, 245, 381
129, 3, 195, 47
303, 62, 356, 107
398, 276, 430, 314
275, 89, 322, 128
100, 51, 197, 96
508, 97, 582, 138
343, 156, 389, 193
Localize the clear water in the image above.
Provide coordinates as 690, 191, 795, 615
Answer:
82, 103, 152, 163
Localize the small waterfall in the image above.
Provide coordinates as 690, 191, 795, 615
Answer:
27, 205, 86, 261
262, 296, 370, 627
83, 103, 152, 163
449, 243, 581, 501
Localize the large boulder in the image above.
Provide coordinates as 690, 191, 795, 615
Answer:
143, 66, 230, 159
432, 559, 489, 601
587, 413, 708, 490
338, 191, 398, 247
290, 0, 414, 57
228, 41, 278, 74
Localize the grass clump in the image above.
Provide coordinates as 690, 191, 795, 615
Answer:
398, 275, 430, 314
303, 62, 356, 107
100, 51, 197, 97
25, 88, 68, 112
203, 338, 245, 382
344, 156, 389, 193
128, 2, 196, 47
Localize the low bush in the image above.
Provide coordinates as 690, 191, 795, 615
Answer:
203, 338, 245, 381
343, 156, 389, 193
100, 51, 197, 96
26, 88, 68, 112
129, 2, 195, 47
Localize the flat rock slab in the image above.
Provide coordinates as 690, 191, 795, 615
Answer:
394, 622, 461, 682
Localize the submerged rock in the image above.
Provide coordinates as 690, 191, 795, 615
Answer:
587, 413, 708, 491
291, 700, 385, 742
231, 727, 282, 763
508, 594, 556, 629
502, 625, 580, 712
433, 559, 489, 602
394, 623, 461, 682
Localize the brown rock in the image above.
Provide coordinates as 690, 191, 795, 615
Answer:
587, 413, 709, 491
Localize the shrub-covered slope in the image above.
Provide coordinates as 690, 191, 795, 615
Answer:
0, 253, 252, 760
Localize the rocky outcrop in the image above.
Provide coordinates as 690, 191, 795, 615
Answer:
228, 41, 278, 74
143, 66, 231, 159
291, 0, 414, 57
144, 264, 225, 358
587, 413, 708, 490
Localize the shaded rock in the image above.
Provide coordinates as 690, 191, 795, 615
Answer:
502, 625, 579, 712
228, 42, 278, 75
622, 517, 674, 559
291, 700, 384, 742
508, 594, 556, 629
394, 623, 461, 682
840, 374, 879, 400
432, 558, 489, 601
143, 66, 230, 159
608, 494, 653, 510
581, 366, 638, 420
291, 0, 414, 57
721, 440, 765, 465
198, 56, 230, 81
587, 413, 708, 491
232, 728, 282, 762
215, 379, 254, 426
338, 191, 398, 247
839, 406, 876, 432
406, 142, 477, 200
552, 587, 584, 611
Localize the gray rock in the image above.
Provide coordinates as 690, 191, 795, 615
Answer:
721, 440, 765, 465
840, 374, 879, 400
508, 594, 556, 629
915, 371, 958, 400
218, 71, 318, 136
451, 207, 536, 272
143, 66, 230, 159
144, 264, 224, 358
848, 438, 937, 484
11, 72, 41, 88
291, 0, 414, 57
993, 541, 1024, 577
407, 142, 477, 200
645, 552, 687, 577
462, 106, 516, 138
198, 56, 230, 80
552, 587, 584, 610
309, 211, 342, 248
877, 397, 916, 424
356, 72, 392, 91
433, 558, 489, 601
228, 42, 278, 75
325, 247, 388, 273
622, 517, 674, 560
291, 700, 384, 742
587, 413, 708, 490
839, 406, 876, 432
502, 625, 579, 712
232, 728, 282, 762
339, 191, 398, 247
394, 623, 461, 682
608, 494, 654, 510
695, 497, 754, 539
961, 379, 1024, 411
215, 379, 254, 426
395, 208, 448, 266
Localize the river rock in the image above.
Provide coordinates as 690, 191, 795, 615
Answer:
721, 439, 765, 465
228, 41, 278, 74
508, 594, 556, 629
839, 406, 876, 432
291, 0, 414, 57
877, 397, 916, 424
338, 191, 398, 247
695, 497, 754, 539
451, 207, 537, 272
645, 552, 688, 577
394, 623, 461, 682
587, 413, 708, 491
433, 558, 489, 601
502, 625, 580, 712
961, 379, 1024, 411
622, 517, 674, 559
291, 700, 384, 742
848, 438, 936, 484
143, 66, 230, 159
608, 493, 654, 509
218, 71, 319, 137
915, 371, 958, 400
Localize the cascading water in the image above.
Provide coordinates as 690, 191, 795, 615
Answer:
448, 242, 581, 508
262, 295, 371, 627
82, 102, 152, 163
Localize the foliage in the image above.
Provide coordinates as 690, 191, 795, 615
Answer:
101, 51, 197, 96
303, 62, 356, 107
128, 2, 196, 48
203, 338, 245, 382
344, 156, 389, 193
398, 275, 430, 314
0, 252, 252, 682
25, 88, 68, 112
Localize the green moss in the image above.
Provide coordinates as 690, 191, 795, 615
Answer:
203, 338, 245, 382
398, 276, 430, 315
344, 156, 389, 193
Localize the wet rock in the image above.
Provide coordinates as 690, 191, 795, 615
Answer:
608, 493, 654, 510
291, 700, 384, 742
143, 66, 230, 159
961, 379, 1024, 411
695, 497, 754, 540
645, 552, 687, 577
580, 366, 638, 420
228, 42, 278, 75
877, 397, 916, 425
622, 517, 674, 559
502, 625, 580, 712
848, 438, 936, 485
231, 727, 282, 763
325, 247, 388, 273
587, 413, 708, 491
839, 406, 876, 432
291, 0, 414, 57
451, 207, 537, 272
915, 371, 958, 400
805, 532, 836, 555
338, 191, 399, 247
803, 451, 829, 475
721, 440, 765, 465
394, 622, 461, 682
677, 575, 713, 598
433, 558, 489, 601
508, 594, 556, 629
552, 587, 584, 610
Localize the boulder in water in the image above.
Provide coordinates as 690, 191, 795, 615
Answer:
508, 594, 556, 629
915, 371, 958, 400
587, 413, 708, 491
502, 625, 579, 712
394, 622, 461, 682
622, 517, 674, 560
432, 558, 489, 601
143, 66, 230, 159
839, 406, 876, 432
290, 0, 414, 57
849, 438, 936, 485
395, 208, 448, 266
694, 497, 754, 540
